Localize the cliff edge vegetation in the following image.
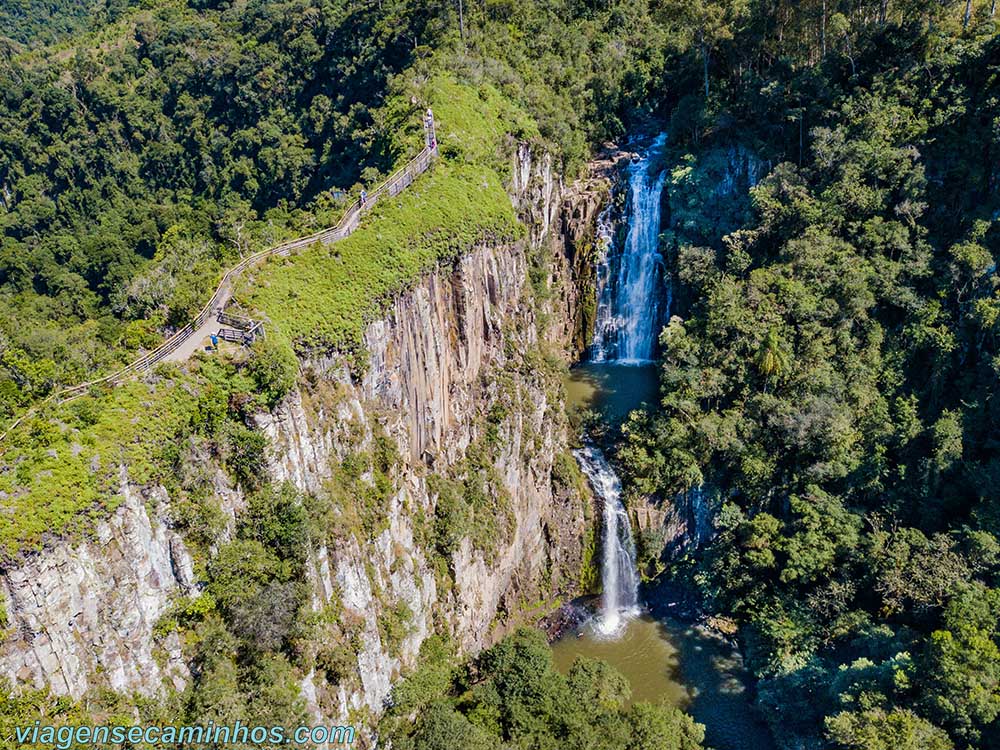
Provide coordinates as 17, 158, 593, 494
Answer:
0, 71, 528, 562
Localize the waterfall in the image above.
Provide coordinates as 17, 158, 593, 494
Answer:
590, 133, 669, 364
572, 134, 668, 636
574, 444, 640, 636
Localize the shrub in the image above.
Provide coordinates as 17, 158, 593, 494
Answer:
240, 482, 309, 567
429, 474, 470, 557
207, 539, 285, 615
230, 581, 305, 652
388, 636, 457, 717
154, 593, 217, 638
551, 450, 584, 495
246, 335, 298, 408
378, 601, 414, 658
222, 422, 268, 492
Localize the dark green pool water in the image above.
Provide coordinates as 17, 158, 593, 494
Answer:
551, 615, 775, 750
565, 361, 660, 425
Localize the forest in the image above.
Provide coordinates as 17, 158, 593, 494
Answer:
619, 4, 1000, 750
0, 0, 139, 45
0, 0, 669, 428
1, 1, 999, 749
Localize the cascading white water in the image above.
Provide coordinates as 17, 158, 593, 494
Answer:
590, 133, 669, 363
590, 202, 616, 360
574, 444, 640, 636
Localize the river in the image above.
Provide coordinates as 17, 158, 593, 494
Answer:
558, 363, 775, 750
551, 133, 776, 750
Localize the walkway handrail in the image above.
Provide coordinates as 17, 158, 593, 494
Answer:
0, 125, 439, 446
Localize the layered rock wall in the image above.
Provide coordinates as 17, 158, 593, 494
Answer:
0, 144, 609, 724
0, 478, 200, 697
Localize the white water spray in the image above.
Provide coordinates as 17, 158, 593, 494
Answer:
574, 444, 640, 637
590, 133, 669, 363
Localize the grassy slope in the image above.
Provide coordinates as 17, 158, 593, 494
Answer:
0, 368, 200, 559
0, 74, 540, 561
243, 74, 537, 353
245, 162, 519, 352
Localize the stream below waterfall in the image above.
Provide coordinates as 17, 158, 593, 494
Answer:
556, 370, 776, 750
550, 134, 776, 750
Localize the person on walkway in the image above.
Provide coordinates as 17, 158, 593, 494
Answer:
360, 189, 367, 207
425, 108, 436, 152
210, 333, 219, 351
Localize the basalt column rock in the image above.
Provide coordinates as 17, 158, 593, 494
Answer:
0, 142, 606, 726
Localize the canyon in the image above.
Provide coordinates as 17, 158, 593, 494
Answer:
0, 129, 767, 743
0, 142, 618, 730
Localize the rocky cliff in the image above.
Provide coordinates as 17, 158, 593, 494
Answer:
0, 144, 610, 727
260, 237, 586, 721
0, 478, 198, 698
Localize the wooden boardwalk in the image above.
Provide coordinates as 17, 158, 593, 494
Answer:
0, 114, 439, 444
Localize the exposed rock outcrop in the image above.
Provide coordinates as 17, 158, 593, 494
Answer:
634, 484, 723, 559
547, 146, 631, 357
0, 477, 198, 697
258, 238, 585, 718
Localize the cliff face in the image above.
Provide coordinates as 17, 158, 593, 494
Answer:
0, 478, 199, 698
553, 148, 630, 357
0, 144, 608, 721
260, 238, 585, 719
634, 484, 722, 560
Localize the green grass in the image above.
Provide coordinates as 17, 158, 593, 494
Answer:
0, 358, 256, 561
244, 161, 521, 354
425, 75, 540, 169
0, 377, 195, 560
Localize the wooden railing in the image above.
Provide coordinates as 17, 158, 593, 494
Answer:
216, 324, 263, 345
217, 312, 256, 329
0, 122, 439, 446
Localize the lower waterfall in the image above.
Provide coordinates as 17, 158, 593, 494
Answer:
574, 444, 640, 636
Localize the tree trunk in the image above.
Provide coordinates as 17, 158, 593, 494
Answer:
880, 0, 889, 25
965, 0, 973, 27
991, 0, 996, 17
822, 0, 827, 56
458, 0, 466, 44
700, 34, 709, 98
799, 112, 804, 166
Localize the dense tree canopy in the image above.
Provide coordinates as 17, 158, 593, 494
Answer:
3, 1, 1000, 749
0, 0, 140, 46
619, 5, 1000, 748
0, 0, 675, 429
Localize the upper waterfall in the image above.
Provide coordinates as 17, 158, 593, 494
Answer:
590, 133, 669, 363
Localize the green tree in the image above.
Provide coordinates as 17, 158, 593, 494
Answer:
629, 702, 706, 750
756, 328, 790, 384
658, 0, 749, 96
923, 585, 1000, 742
246, 336, 298, 408
412, 702, 498, 750
826, 708, 954, 750
240, 482, 309, 567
